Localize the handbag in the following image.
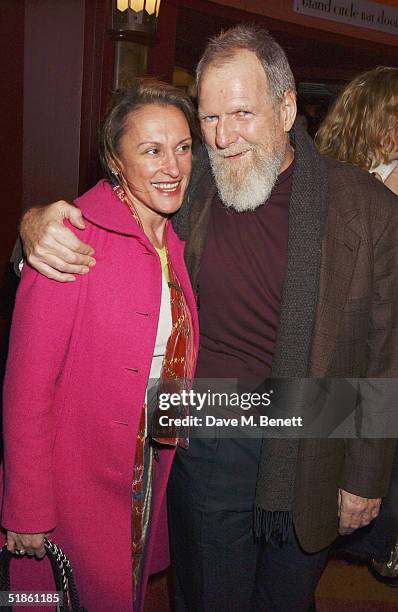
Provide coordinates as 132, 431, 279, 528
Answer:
0, 538, 86, 611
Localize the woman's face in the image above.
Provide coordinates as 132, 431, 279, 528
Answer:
388, 132, 398, 162
384, 123, 398, 162
117, 104, 192, 221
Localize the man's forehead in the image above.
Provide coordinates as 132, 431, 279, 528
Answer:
198, 50, 269, 102
199, 76, 270, 113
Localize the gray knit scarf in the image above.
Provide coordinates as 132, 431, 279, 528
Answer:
254, 124, 329, 541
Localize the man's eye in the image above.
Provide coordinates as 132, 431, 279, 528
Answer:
236, 111, 250, 118
201, 115, 217, 123
146, 148, 159, 156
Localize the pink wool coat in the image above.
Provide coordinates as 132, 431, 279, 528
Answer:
1, 180, 199, 611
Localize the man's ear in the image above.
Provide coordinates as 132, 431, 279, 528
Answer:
280, 90, 297, 133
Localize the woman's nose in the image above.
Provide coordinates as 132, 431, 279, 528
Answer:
162, 152, 180, 177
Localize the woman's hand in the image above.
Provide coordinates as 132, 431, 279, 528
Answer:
6, 530, 48, 559
20, 201, 96, 282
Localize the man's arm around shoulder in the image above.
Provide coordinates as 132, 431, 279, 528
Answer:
19, 201, 96, 282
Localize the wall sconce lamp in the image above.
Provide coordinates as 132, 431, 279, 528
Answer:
110, 0, 161, 41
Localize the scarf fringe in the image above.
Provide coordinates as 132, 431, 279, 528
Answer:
254, 506, 292, 542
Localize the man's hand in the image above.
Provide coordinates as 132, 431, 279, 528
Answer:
20, 201, 96, 282
6, 530, 48, 559
338, 488, 381, 535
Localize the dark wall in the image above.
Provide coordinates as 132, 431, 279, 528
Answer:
147, 0, 178, 82
0, 0, 25, 439
0, 1, 24, 290
0, 0, 87, 415
23, 0, 85, 211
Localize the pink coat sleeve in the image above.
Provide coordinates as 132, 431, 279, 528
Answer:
2, 264, 81, 533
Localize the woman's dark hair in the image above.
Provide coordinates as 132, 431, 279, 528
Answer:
99, 78, 200, 180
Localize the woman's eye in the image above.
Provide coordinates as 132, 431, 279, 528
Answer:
177, 143, 192, 154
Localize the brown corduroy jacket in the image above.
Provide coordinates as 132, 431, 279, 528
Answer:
296, 157, 398, 551
173, 133, 398, 553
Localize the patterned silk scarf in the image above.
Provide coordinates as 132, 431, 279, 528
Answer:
112, 182, 195, 599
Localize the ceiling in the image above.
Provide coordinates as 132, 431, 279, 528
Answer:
174, 4, 398, 84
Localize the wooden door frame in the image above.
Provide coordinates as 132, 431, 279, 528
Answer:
79, 0, 116, 193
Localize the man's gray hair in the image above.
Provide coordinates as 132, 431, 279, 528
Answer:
196, 24, 296, 102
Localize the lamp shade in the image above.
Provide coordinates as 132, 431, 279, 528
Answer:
113, 0, 161, 34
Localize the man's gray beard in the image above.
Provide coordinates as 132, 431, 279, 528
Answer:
207, 143, 285, 212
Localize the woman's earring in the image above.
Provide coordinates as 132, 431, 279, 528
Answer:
110, 168, 120, 188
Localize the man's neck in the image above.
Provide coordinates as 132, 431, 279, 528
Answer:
279, 143, 295, 175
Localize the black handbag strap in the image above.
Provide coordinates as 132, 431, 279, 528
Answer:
0, 547, 12, 595
0, 539, 86, 612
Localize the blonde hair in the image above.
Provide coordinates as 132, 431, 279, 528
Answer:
316, 67, 398, 170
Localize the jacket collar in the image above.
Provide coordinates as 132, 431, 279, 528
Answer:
75, 179, 183, 254
75, 179, 145, 238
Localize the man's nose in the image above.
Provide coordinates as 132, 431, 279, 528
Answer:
215, 117, 237, 149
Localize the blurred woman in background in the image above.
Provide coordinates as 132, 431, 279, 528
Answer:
316, 66, 398, 194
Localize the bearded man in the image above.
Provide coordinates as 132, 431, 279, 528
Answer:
16, 25, 398, 611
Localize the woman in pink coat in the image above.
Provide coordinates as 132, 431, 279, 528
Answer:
1, 80, 199, 611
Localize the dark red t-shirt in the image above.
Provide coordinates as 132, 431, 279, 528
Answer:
195, 162, 293, 379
